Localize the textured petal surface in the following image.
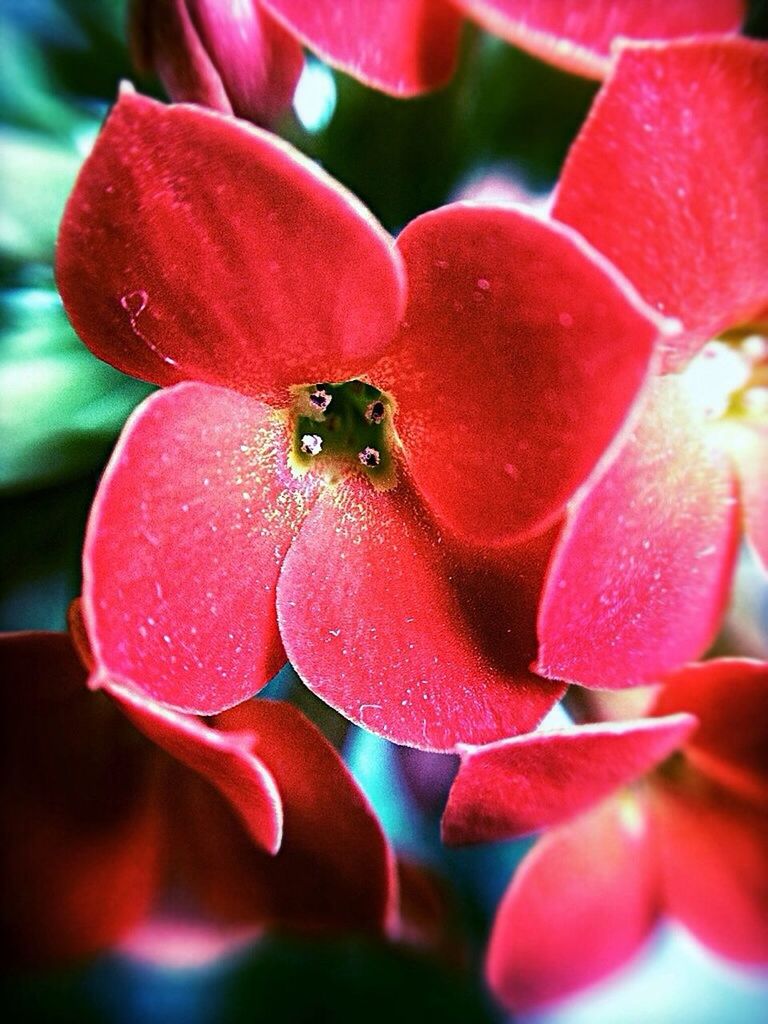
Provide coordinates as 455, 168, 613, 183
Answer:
452, 1, 745, 78
0, 633, 161, 965
170, 699, 396, 934
84, 382, 319, 714
104, 680, 283, 854
652, 659, 768, 805
554, 38, 768, 368
375, 204, 659, 546
277, 474, 564, 751
56, 89, 405, 402
442, 713, 694, 844
724, 420, 768, 570
487, 796, 658, 1012
263, 0, 463, 95
653, 777, 768, 963
538, 377, 740, 687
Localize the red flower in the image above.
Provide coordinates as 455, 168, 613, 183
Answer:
1, 626, 396, 965
537, 37, 768, 688
129, 0, 745, 121
442, 658, 768, 1011
56, 89, 665, 750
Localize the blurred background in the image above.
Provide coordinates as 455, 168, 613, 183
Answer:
1, 2, 767, 1021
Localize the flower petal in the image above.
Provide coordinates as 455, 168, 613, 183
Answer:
653, 777, 768, 963
0, 632, 161, 965
130, 0, 304, 126
652, 658, 768, 806
262, 0, 463, 95
442, 713, 694, 844
56, 88, 405, 403
554, 37, 768, 368
538, 377, 740, 687
487, 796, 658, 1012
104, 680, 283, 854
724, 420, 768, 570
171, 699, 397, 934
83, 382, 319, 714
452, 0, 745, 78
375, 204, 660, 546
276, 474, 564, 752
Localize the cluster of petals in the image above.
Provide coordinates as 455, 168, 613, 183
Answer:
129, 0, 746, 124
442, 658, 768, 1011
1, 621, 402, 965
535, 35, 768, 689
55, 86, 665, 751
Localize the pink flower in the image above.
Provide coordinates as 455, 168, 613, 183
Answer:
129, 0, 745, 121
442, 658, 768, 1011
537, 37, 768, 688
1, 625, 395, 965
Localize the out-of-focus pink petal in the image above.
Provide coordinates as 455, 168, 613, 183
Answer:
653, 776, 768, 963
442, 713, 694, 844
554, 37, 768, 368
277, 474, 564, 751
452, 1, 745, 78
84, 382, 320, 714
652, 659, 768, 805
262, 0, 463, 95
538, 377, 740, 687
104, 680, 283, 854
722, 420, 768, 570
487, 796, 658, 1012
171, 700, 396, 934
0, 633, 161, 965
56, 89, 405, 403
375, 204, 660, 547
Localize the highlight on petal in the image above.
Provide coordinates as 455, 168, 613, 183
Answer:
652, 659, 768, 805
452, 1, 745, 78
262, 0, 463, 95
104, 680, 283, 854
130, 0, 304, 126
487, 796, 658, 1012
1, 632, 161, 965
172, 700, 397, 935
442, 713, 694, 844
276, 473, 564, 752
653, 777, 768, 963
83, 382, 320, 714
56, 89, 405, 403
538, 377, 740, 688
554, 37, 768, 368
375, 204, 661, 547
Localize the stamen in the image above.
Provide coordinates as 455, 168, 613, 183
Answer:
365, 400, 386, 424
309, 388, 332, 413
358, 446, 381, 467
300, 434, 323, 456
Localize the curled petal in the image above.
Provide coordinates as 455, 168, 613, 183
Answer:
263, 0, 463, 95
276, 474, 564, 751
442, 713, 694, 844
652, 659, 768, 805
452, 1, 745, 78
0, 633, 161, 965
56, 89, 405, 403
172, 700, 396, 934
538, 377, 740, 688
487, 796, 659, 1012
376, 204, 660, 546
653, 777, 768, 963
84, 382, 319, 714
554, 37, 768, 368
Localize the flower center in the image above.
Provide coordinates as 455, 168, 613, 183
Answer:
289, 380, 396, 488
679, 331, 768, 423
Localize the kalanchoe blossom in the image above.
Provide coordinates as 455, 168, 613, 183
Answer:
129, 0, 744, 117
537, 37, 768, 689
55, 89, 666, 750
1, 627, 396, 965
442, 659, 768, 1012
